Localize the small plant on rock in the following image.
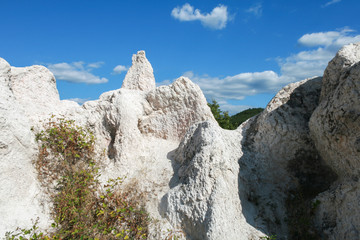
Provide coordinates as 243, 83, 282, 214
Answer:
7, 117, 149, 239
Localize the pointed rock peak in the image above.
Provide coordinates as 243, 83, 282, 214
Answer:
121, 50, 156, 91
132, 50, 146, 63
0, 58, 11, 75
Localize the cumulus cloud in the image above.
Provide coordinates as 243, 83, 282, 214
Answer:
113, 65, 128, 75
177, 28, 360, 113
298, 29, 359, 47
280, 28, 360, 80
182, 70, 282, 102
322, 0, 341, 7
48, 62, 108, 84
171, 3, 229, 30
246, 3, 263, 17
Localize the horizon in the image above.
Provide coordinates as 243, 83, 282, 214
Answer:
1, 0, 360, 115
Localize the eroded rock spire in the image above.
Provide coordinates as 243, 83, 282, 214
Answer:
121, 50, 156, 91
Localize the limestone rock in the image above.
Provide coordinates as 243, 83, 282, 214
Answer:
121, 50, 156, 91
9, 65, 60, 122
314, 180, 360, 240
320, 42, 360, 101
161, 121, 264, 240
160, 77, 327, 239
0, 58, 51, 235
0, 54, 207, 237
241, 76, 338, 238
309, 43, 360, 239
310, 43, 360, 178
1, 43, 360, 239
139, 77, 215, 140
6, 63, 81, 127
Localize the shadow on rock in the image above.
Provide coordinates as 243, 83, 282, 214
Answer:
238, 77, 337, 239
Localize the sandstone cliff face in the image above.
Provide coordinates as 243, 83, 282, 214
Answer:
0, 44, 359, 239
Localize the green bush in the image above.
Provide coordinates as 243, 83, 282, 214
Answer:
6, 117, 149, 240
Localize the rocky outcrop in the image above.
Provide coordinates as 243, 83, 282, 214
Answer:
139, 77, 214, 140
161, 76, 337, 239
239, 76, 338, 239
121, 50, 156, 91
310, 43, 360, 178
309, 43, 360, 240
1, 44, 359, 239
161, 122, 264, 239
0, 52, 215, 238
0, 58, 52, 234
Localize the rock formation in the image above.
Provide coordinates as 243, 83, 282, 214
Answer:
0, 44, 359, 239
121, 50, 156, 91
309, 43, 360, 240
0, 58, 52, 234
161, 121, 264, 239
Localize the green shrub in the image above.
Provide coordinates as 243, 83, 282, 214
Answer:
6, 117, 149, 240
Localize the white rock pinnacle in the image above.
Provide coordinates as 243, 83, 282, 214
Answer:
121, 50, 156, 91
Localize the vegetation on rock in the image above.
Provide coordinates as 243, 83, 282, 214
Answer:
6, 117, 149, 240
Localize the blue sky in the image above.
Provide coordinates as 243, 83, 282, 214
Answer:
1, 0, 360, 114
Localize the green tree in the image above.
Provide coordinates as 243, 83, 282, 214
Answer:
208, 100, 235, 130
230, 107, 264, 128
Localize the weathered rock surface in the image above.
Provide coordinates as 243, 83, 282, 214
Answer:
1, 44, 360, 239
8, 63, 80, 126
139, 77, 214, 140
239, 76, 338, 239
0, 58, 52, 235
0, 52, 215, 238
309, 43, 360, 240
161, 122, 264, 239
310, 43, 360, 178
121, 50, 156, 91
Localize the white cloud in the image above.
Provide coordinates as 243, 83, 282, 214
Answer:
216, 100, 252, 115
66, 98, 90, 105
87, 61, 104, 69
322, 0, 341, 7
298, 29, 359, 47
280, 28, 360, 80
176, 28, 360, 113
183, 70, 282, 101
171, 3, 229, 30
246, 3, 263, 17
48, 62, 108, 84
113, 65, 128, 75
73, 61, 85, 69
298, 31, 342, 47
